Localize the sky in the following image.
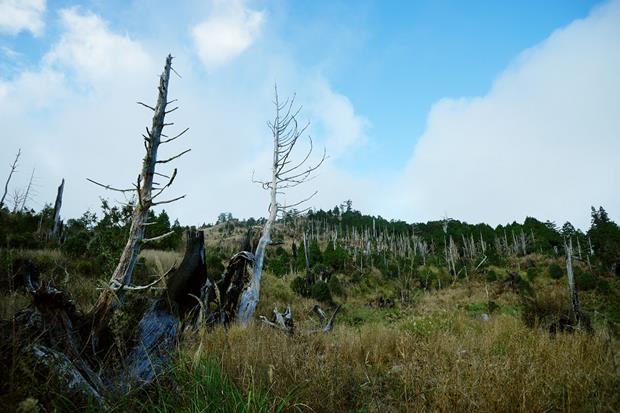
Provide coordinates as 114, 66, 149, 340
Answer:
0, 0, 618, 229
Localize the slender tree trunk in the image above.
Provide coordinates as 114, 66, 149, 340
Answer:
51, 178, 64, 238
237, 140, 278, 324
565, 238, 583, 327
91, 55, 173, 325
1, 148, 20, 209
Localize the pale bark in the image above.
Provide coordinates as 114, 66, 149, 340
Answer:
91, 54, 188, 325
51, 178, 64, 238
237, 85, 325, 324
0, 148, 20, 209
565, 238, 584, 327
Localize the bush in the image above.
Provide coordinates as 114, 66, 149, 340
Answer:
526, 267, 538, 281
206, 253, 225, 278
290, 276, 310, 298
597, 278, 611, 294
328, 274, 344, 296
485, 269, 498, 282
311, 281, 332, 303
576, 271, 597, 291
548, 263, 564, 279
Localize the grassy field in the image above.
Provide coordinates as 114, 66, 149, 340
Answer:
2, 244, 619, 412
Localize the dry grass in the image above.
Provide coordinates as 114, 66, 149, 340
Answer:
190, 313, 619, 412
139, 249, 183, 275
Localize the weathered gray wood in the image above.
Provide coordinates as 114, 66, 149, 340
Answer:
237, 86, 325, 324
0, 148, 20, 209
51, 178, 64, 238
91, 55, 185, 328
565, 238, 584, 328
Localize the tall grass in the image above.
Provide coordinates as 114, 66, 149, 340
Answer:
190, 314, 619, 412
113, 355, 296, 413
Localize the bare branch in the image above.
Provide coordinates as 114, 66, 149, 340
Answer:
156, 149, 191, 164
86, 178, 135, 193
152, 195, 185, 206
161, 127, 189, 144
1, 148, 21, 209
142, 230, 176, 243
137, 101, 155, 111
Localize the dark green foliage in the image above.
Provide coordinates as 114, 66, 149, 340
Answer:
0, 206, 53, 249
291, 276, 310, 297
576, 270, 597, 291
548, 263, 564, 279
310, 281, 332, 303
526, 267, 538, 281
596, 278, 611, 294
309, 239, 322, 264
206, 253, 225, 279
143, 210, 183, 250
328, 274, 344, 296
323, 242, 348, 271
266, 247, 290, 277
588, 206, 620, 273
485, 269, 498, 282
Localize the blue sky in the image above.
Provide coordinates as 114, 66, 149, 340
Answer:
0, 0, 618, 228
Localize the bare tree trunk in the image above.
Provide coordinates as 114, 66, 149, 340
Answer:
237, 157, 277, 324
1, 148, 21, 209
237, 85, 324, 324
91, 54, 189, 327
565, 238, 585, 329
303, 231, 313, 288
20, 168, 35, 212
51, 178, 64, 238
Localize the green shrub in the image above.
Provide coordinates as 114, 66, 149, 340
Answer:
576, 271, 597, 291
485, 269, 498, 282
206, 253, 225, 278
327, 274, 344, 296
290, 276, 310, 298
310, 281, 332, 303
597, 278, 611, 294
526, 267, 538, 281
548, 263, 564, 279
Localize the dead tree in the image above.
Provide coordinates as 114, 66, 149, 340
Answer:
564, 238, 591, 333
20, 168, 35, 212
237, 85, 326, 324
51, 178, 64, 238
89, 54, 190, 327
259, 304, 341, 334
1, 148, 21, 209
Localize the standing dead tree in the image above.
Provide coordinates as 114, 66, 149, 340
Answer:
1, 148, 21, 209
88, 54, 190, 327
237, 85, 326, 324
51, 178, 64, 239
565, 238, 591, 333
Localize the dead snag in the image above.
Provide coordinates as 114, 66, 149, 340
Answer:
238, 85, 326, 324
565, 238, 592, 333
51, 178, 64, 239
259, 304, 341, 335
0, 148, 21, 209
90, 54, 189, 330
260, 306, 294, 334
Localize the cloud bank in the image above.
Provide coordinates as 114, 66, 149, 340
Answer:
395, 0, 620, 229
0, 0, 45, 36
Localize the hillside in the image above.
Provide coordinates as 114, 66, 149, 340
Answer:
1, 203, 619, 411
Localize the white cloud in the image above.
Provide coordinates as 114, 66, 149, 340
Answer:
0, 0, 45, 36
191, 0, 264, 70
396, 0, 620, 229
306, 78, 369, 158
44, 8, 152, 85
